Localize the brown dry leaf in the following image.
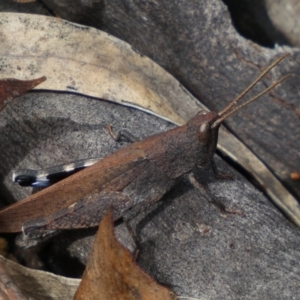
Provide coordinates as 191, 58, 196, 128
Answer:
0, 77, 46, 112
0, 13, 299, 226
74, 211, 177, 300
0, 255, 80, 300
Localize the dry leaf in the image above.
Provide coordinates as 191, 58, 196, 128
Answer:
0, 261, 27, 300
0, 77, 46, 112
0, 13, 196, 125
0, 255, 80, 300
74, 211, 176, 300
0, 13, 298, 226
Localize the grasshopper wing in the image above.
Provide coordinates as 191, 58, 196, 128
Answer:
0, 146, 147, 232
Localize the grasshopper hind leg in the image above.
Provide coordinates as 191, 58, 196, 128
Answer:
15, 191, 135, 249
187, 171, 244, 217
211, 158, 234, 180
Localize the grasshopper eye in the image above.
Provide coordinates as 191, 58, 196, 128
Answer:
199, 122, 209, 133
197, 121, 212, 143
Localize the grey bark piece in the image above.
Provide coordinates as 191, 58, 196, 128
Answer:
135, 161, 300, 299
0, 92, 174, 204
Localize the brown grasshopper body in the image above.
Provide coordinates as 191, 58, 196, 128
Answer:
0, 55, 290, 247
17, 112, 220, 247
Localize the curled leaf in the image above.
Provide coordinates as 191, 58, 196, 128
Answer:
0, 261, 27, 300
0, 77, 46, 112
74, 210, 176, 300
0, 255, 79, 299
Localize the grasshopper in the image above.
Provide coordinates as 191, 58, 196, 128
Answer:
0, 54, 290, 248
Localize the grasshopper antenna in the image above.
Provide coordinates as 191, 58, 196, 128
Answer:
212, 54, 291, 129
